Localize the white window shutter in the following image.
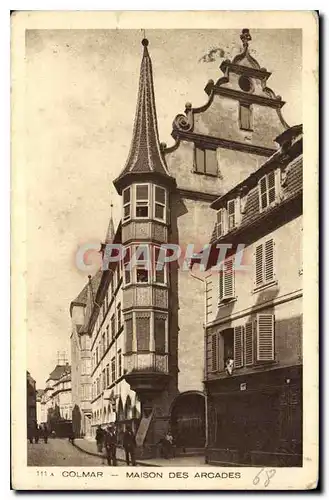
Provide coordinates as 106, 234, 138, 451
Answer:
211, 334, 218, 372
227, 200, 236, 230
244, 321, 254, 366
268, 170, 276, 204
255, 244, 264, 286
256, 314, 275, 361
223, 259, 234, 300
264, 239, 274, 282
218, 268, 223, 302
259, 176, 268, 210
216, 209, 223, 238
205, 275, 213, 323
234, 325, 244, 368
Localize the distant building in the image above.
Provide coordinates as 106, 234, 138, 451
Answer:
36, 389, 45, 424
42, 363, 72, 424
26, 371, 36, 432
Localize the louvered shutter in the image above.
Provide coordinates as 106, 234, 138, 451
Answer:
227, 200, 236, 230
216, 209, 223, 238
256, 314, 275, 361
223, 259, 234, 299
259, 176, 268, 210
205, 275, 213, 322
219, 267, 223, 302
244, 321, 254, 366
255, 244, 263, 286
264, 239, 274, 282
211, 334, 218, 372
268, 171, 276, 204
234, 325, 244, 368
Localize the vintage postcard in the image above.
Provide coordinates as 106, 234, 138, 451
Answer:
11, 10, 318, 490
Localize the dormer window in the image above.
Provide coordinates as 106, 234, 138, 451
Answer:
259, 171, 276, 211
216, 199, 239, 238
135, 184, 149, 218
227, 199, 237, 230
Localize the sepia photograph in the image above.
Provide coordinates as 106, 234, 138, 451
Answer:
11, 10, 318, 490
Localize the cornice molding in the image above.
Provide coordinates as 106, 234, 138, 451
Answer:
171, 130, 276, 158
213, 85, 285, 109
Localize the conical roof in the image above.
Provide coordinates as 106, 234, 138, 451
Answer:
114, 39, 175, 194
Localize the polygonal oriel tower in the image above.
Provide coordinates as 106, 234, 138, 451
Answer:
113, 39, 177, 452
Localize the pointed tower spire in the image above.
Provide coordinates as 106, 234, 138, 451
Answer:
104, 203, 115, 244
113, 38, 175, 194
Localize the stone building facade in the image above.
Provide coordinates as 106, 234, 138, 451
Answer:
26, 371, 37, 433
70, 29, 302, 459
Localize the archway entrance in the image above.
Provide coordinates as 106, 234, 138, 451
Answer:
170, 392, 205, 448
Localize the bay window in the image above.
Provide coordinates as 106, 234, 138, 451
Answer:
135, 184, 149, 218
123, 187, 131, 221
154, 185, 166, 221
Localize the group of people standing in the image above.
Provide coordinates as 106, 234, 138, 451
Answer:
27, 422, 49, 444
96, 424, 136, 466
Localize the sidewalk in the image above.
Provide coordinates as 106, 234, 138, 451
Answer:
73, 439, 209, 467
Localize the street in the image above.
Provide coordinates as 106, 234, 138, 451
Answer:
27, 438, 124, 467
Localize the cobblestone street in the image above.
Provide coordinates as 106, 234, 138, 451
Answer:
27, 438, 124, 467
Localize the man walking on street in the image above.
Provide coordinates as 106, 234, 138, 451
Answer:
123, 425, 136, 466
104, 424, 117, 466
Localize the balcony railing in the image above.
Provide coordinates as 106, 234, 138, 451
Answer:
124, 352, 168, 374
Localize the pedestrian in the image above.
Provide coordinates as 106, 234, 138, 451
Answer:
104, 424, 117, 466
43, 424, 49, 444
68, 425, 75, 445
95, 425, 104, 453
27, 425, 34, 444
163, 430, 175, 459
34, 423, 40, 444
123, 425, 136, 466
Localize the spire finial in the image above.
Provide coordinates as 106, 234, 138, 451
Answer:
240, 29, 252, 49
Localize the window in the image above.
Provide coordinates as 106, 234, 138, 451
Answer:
222, 328, 234, 369
106, 325, 110, 348
239, 103, 252, 130
211, 334, 218, 372
96, 347, 99, 366
256, 314, 275, 362
154, 185, 166, 221
124, 247, 132, 285
154, 246, 165, 284
259, 171, 276, 211
134, 245, 149, 283
219, 259, 235, 302
102, 332, 106, 356
111, 357, 116, 383
136, 313, 150, 351
154, 313, 166, 353
125, 314, 133, 353
106, 364, 110, 387
255, 239, 275, 287
102, 369, 106, 390
195, 147, 218, 176
111, 314, 116, 340
135, 184, 149, 218
118, 349, 122, 378
123, 187, 131, 221
216, 209, 225, 238
117, 303, 122, 331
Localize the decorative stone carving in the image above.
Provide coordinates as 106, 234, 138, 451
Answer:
136, 287, 151, 306
137, 353, 153, 370
152, 223, 167, 243
155, 355, 168, 373
122, 223, 133, 243
135, 222, 150, 239
125, 354, 135, 373
172, 102, 194, 133
123, 288, 134, 309
154, 287, 168, 308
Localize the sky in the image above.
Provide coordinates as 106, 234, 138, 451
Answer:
25, 28, 302, 388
